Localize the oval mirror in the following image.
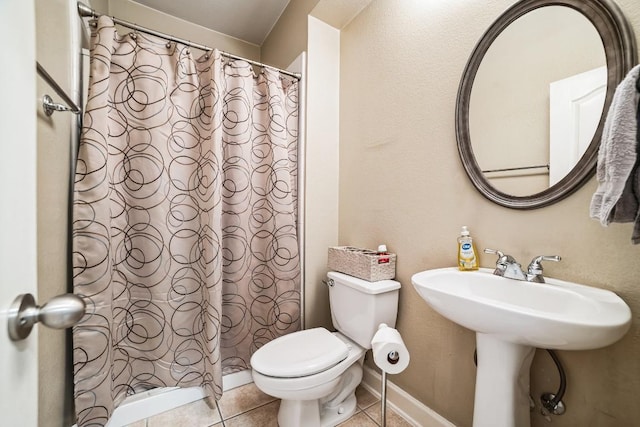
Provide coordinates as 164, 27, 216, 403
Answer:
456, 0, 637, 209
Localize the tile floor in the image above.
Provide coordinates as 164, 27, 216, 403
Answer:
126, 382, 415, 427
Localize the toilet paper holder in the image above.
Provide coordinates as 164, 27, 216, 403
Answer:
379, 351, 402, 427
371, 324, 409, 427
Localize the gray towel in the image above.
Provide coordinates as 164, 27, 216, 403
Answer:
590, 64, 640, 241
632, 87, 640, 244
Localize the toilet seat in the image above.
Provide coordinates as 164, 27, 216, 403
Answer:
251, 328, 349, 378
252, 332, 365, 398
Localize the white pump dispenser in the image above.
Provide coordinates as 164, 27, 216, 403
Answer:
457, 226, 479, 270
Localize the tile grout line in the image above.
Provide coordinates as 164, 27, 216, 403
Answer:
362, 406, 382, 427
360, 399, 383, 426
219, 398, 278, 423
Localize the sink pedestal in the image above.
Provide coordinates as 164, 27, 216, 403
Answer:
473, 333, 535, 427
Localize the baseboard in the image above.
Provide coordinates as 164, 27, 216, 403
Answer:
361, 366, 456, 427
222, 369, 253, 390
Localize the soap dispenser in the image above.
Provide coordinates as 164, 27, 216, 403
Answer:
457, 226, 479, 271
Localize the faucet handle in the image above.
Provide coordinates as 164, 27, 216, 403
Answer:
484, 248, 516, 264
483, 248, 504, 258
485, 248, 527, 280
484, 248, 503, 267
484, 249, 513, 273
528, 255, 561, 275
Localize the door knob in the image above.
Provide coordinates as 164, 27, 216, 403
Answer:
7, 293, 86, 341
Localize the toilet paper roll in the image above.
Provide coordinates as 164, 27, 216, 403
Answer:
371, 323, 410, 375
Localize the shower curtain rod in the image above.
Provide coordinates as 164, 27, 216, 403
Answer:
76, 2, 302, 80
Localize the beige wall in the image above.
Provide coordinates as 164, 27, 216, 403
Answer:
339, 1, 640, 426
106, 0, 260, 60
261, 0, 321, 69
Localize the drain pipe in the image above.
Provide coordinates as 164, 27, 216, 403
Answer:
540, 349, 566, 416
472, 348, 567, 416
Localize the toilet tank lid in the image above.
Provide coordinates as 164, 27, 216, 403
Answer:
328, 271, 401, 294
250, 328, 349, 378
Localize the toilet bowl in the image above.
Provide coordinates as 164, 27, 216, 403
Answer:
250, 271, 401, 427
252, 329, 365, 427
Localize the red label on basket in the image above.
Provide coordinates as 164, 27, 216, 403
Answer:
378, 255, 390, 264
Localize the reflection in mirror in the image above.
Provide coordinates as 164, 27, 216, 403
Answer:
456, 0, 637, 209
470, 6, 606, 197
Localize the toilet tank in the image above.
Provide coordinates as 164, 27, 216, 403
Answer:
327, 271, 400, 349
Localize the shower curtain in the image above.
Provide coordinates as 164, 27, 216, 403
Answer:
72, 16, 300, 426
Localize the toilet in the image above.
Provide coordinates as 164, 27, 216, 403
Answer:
250, 271, 401, 427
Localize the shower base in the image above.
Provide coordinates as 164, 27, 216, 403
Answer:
102, 370, 253, 427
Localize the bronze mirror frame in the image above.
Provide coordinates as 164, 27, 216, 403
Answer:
456, 0, 637, 209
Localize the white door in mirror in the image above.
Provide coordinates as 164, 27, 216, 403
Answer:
549, 66, 607, 185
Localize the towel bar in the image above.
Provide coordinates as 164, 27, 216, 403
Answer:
36, 61, 81, 116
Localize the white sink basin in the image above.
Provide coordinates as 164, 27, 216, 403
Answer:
411, 267, 632, 427
411, 267, 631, 350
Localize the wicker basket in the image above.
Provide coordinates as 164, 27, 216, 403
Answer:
327, 246, 396, 282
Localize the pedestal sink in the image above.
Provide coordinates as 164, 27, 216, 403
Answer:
411, 267, 631, 427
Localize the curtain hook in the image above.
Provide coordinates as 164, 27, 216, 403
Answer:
129, 24, 138, 40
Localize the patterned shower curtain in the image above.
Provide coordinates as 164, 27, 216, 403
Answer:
72, 16, 300, 427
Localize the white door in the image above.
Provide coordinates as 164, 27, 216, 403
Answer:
0, 1, 39, 426
549, 66, 607, 185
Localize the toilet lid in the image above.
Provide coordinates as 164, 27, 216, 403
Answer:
251, 328, 349, 378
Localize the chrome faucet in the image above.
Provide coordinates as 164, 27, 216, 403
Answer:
484, 249, 561, 283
